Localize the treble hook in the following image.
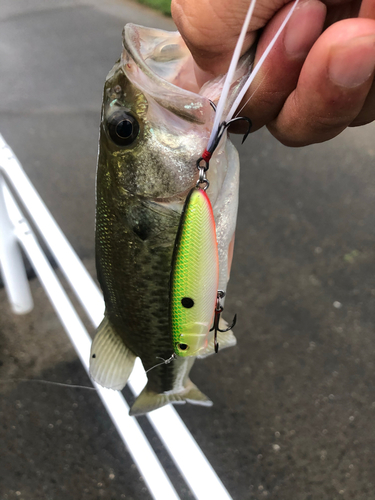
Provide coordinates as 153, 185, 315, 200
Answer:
196, 115, 252, 174
210, 291, 237, 353
227, 116, 253, 144
208, 116, 252, 156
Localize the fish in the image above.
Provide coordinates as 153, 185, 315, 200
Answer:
89, 22, 253, 416
89, 0, 299, 415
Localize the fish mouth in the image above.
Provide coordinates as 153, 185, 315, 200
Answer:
122, 24, 253, 127
122, 24, 214, 125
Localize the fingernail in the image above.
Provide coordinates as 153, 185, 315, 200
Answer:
284, 0, 326, 58
329, 36, 375, 88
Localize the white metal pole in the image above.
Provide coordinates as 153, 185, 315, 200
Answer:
0, 134, 104, 322
0, 172, 33, 314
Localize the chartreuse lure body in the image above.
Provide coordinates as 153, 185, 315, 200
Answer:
171, 188, 219, 357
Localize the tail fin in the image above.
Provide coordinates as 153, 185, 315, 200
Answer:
90, 316, 136, 390
129, 379, 212, 416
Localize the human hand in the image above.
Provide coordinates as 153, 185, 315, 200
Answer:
172, 0, 375, 146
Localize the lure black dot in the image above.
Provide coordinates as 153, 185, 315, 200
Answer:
181, 297, 194, 308
178, 343, 188, 351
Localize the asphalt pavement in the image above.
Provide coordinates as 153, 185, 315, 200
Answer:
1, 1, 375, 499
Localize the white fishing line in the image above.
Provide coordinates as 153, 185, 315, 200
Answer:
0, 379, 98, 390
235, 69, 269, 118
226, 0, 300, 122
206, 0, 258, 151
146, 354, 176, 374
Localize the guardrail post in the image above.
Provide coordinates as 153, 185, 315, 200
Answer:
0, 172, 33, 314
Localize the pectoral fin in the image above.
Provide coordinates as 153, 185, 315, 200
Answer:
90, 316, 136, 390
129, 379, 212, 416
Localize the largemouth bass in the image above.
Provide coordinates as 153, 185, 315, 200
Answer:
89, 24, 253, 416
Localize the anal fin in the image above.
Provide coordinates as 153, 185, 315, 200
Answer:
129, 379, 212, 416
90, 316, 136, 390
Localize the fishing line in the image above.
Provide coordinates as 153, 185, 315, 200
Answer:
204, 0, 299, 158
234, 70, 269, 118
1, 355, 176, 388
0, 379, 97, 391
226, 0, 300, 122
145, 353, 176, 374
206, 0, 258, 151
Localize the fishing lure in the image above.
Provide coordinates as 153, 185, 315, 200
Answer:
170, 122, 248, 358
170, 184, 219, 357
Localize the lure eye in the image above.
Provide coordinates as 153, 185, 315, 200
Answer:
177, 343, 189, 352
181, 297, 194, 308
107, 110, 139, 146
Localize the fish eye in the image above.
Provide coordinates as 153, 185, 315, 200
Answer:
181, 297, 194, 308
107, 110, 139, 146
177, 343, 189, 351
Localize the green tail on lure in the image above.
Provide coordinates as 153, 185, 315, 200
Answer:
171, 187, 219, 357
